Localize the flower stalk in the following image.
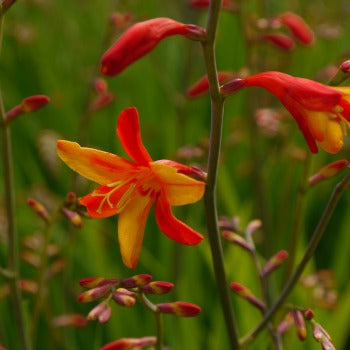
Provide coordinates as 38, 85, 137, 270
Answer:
0, 13, 31, 350
201, 0, 240, 349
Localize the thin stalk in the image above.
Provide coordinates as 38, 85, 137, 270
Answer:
202, 1, 240, 349
240, 171, 350, 347
0, 14, 31, 350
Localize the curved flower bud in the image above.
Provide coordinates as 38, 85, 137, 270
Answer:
308, 159, 348, 186
259, 33, 295, 51
190, 0, 236, 12
140, 281, 174, 294
120, 274, 153, 288
101, 17, 206, 76
100, 337, 156, 350
157, 301, 201, 317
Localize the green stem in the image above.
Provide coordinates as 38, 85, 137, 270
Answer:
240, 170, 350, 347
0, 14, 31, 350
201, 1, 240, 349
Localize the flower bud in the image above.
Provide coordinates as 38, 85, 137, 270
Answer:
87, 302, 110, 322
77, 284, 111, 303
313, 323, 335, 350
245, 219, 262, 236
186, 71, 235, 98
259, 33, 295, 51
100, 336, 156, 350
6, 95, 50, 122
27, 198, 50, 222
221, 231, 252, 252
262, 250, 289, 277
292, 310, 307, 340
19, 279, 38, 294
277, 12, 314, 45
218, 216, 240, 231
157, 301, 201, 317
100, 18, 206, 76
94, 78, 108, 94
140, 281, 174, 294
112, 291, 136, 307
65, 192, 77, 206
277, 312, 294, 335
88, 92, 115, 113
309, 160, 348, 186
340, 60, 350, 73
303, 308, 314, 320
51, 314, 87, 327
21, 250, 41, 268
98, 305, 112, 323
230, 282, 265, 312
221, 78, 246, 96
79, 277, 119, 289
1, 0, 17, 14
61, 208, 83, 228
120, 274, 152, 288
189, 0, 236, 11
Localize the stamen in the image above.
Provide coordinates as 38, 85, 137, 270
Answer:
116, 183, 136, 210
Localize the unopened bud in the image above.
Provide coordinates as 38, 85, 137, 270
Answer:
112, 291, 136, 307
100, 336, 156, 350
221, 78, 246, 96
65, 192, 77, 206
89, 92, 115, 112
340, 60, 350, 73
21, 250, 41, 268
157, 301, 201, 317
303, 308, 314, 320
120, 274, 152, 288
309, 160, 348, 186
292, 310, 307, 340
189, 0, 236, 12
98, 305, 112, 323
218, 216, 240, 231
222, 231, 252, 252
27, 198, 50, 222
262, 250, 289, 277
246, 219, 262, 236
1, 0, 17, 14
48, 259, 66, 278
61, 208, 83, 228
87, 302, 110, 322
19, 279, 38, 294
77, 284, 111, 303
259, 33, 295, 51
94, 78, 108, 94
277, 312, 294, 335
51, 313, 87, 327
79, 277, 119, 289
6, 95, 50, 122
140, 281, 174, 294
313, 323, 335, 349
230, 282, 265, 312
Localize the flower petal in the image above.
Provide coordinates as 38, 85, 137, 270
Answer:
57, 140, 136, 184
117, 107, 153, 166
318, 119, 343, 153
118, 193, 154, 268
80, 181, 137, 218
155, 193, 203, 245
150, 162, 205, 206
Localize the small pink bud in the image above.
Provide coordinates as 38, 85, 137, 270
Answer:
88, 92, 115, 112
77, 284, 111, 303
112, 291, 136, 307
277, 12, 314, 45
218, 216, 240, 231
186, 71, 235, 98
221, 231, 252, 252
94, 78, 108, 94
65, 192, 77, 205
230, 282, 265, 312
303, 308, 314, 320
157, 301, 201, 317
120, 274, 152, 288
51, 314, 87, 327
259, 33, 295, 51
19, 279, 38, 294
27, 198, 50, 221
87, 302, 110, 321
262, 250, 289, 276
61, 208, 83, 228
100, 18, 206, 76
340, 60, 350, 73
189, 0, 236, 12
313, 323, 335, 349
246, 219, 262, 235
98, 305, 112, 323
221, 78, 246, 96
309, 160, 348, 186
140, 281, 174, 294
292, 310, 307, 341
100, 336, 156, 350
79, 277, 119, 289
277, 312, 294, 335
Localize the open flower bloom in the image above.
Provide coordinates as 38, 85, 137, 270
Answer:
57, 107, 205, 268
221, 71, 350, 153
100, 17, 206, 76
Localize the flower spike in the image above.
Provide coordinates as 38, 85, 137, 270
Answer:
222, 71, 350, 153
100, 18, 206, 76
57, 107, 205, 268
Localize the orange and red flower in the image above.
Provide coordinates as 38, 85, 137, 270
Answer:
57, 107, 205, 268
221, 71, 350, 153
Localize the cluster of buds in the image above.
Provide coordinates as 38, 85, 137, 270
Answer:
308, 160, 349, 187
5, 95, 50, 123
255, 12, 314, 51
101, 336, 156, 350
78, 274, 201, 325
61, 192, 87, 228
87, 78, 115, 113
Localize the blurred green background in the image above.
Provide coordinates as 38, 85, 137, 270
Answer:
1, 0, 350, 349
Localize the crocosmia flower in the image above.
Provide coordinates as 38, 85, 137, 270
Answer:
57, 107, 205, 268
221, 71, 350, 153
100, 17, 206, 76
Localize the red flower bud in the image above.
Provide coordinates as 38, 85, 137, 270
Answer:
120, 274, 152, 288
222, 231, 252, 252
278, 12, 314, 45
6, 95, 50, 122
309, 159, 348, 186
112, 291, 136, 307
259, 33, 295, 51
340, 60, 350, 73
61, 208, 83, 228
27, 198, 50, 222
19, 279, 38, 294
51, 314, 87, 327
230, 282, 265, 312
140, 281, 174, 294
1, 0, 17, 14
157, 301, 201, 317
245, 219, 262, 236
77, 284, 111, 303
221, 78, 246, 96
190, 0, 236, 12
87, 302, 111, 323
303, 308, 314, 320
88, 92, 115, 112
292, 310, 307, 341
100, 336, 156, 350
262, 250, 289, 277
79, 277, 119, 289
94, 78, 108, 94
100, 17, 206, 76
